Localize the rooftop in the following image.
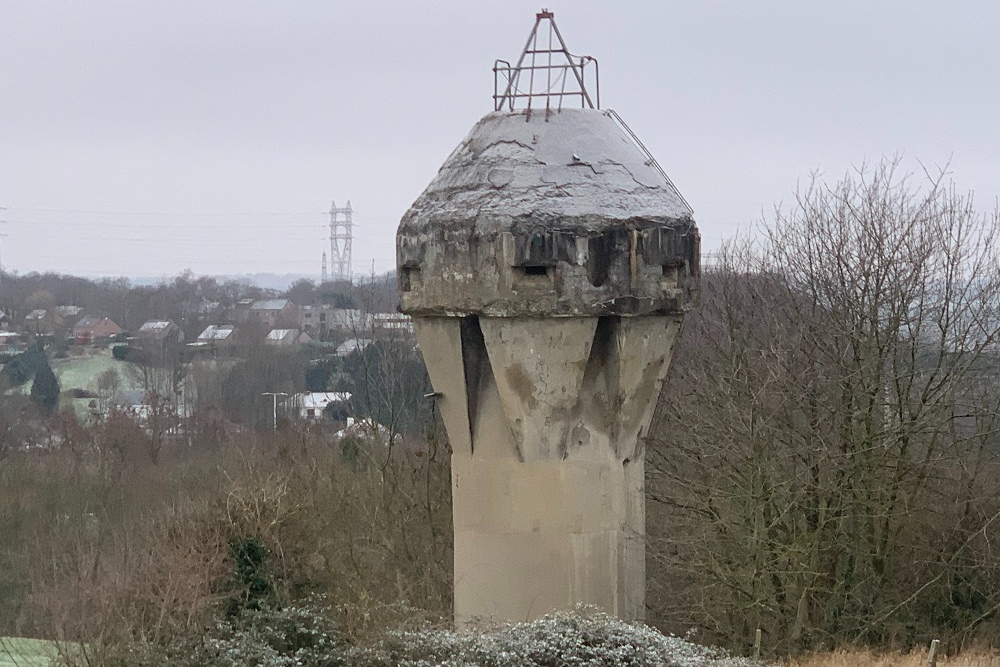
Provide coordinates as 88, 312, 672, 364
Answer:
251, 299, 290, 311
139, 320, 173, 332
197, 324, 235, 341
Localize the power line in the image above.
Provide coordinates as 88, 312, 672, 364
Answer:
18, 254, 322, 266
8, 206, 327, 217
8, 218, 328, 230
9, 232, 329, 242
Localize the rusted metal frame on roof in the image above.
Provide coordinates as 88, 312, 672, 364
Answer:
546, 15, 554, 112
500, 91, 589, 104
493, 59, 512, 111
526, 17, 539, 112
494, 10, 599, 112
547, 15, 594, 109
497, 12, 544, 111
493, 63, 591, 108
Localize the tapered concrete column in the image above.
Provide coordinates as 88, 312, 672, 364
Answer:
415, 315, 680, 622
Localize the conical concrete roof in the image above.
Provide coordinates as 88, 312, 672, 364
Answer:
400, 108, 692, 232
397, 108, 699, 317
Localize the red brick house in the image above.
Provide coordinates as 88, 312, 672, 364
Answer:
73, 316, 123, 344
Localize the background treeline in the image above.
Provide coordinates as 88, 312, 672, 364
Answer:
0, 270, 391, 341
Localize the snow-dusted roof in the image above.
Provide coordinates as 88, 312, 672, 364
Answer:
25, 309, 47, 320
251, 299, 290, 311
266, 328, 294, 341
298, 392, 351, 410
139, 320, 173, 332
400, 108, 692, 231
336, 338, 372, 356
197, 324, 235, 341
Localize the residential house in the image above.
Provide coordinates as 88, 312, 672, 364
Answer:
193, 324, 236, 345
0, 331, 23, 351
293, 391, 351, 420
136, 320, 182, 345
223, 298, 255, 324
24, 309, 60, 335
336, 338, 373, 357
73, 316, 123, 344
299, 306, 371, 336
53, 305, 83, 323
194, 299, 221, 316
372, 312, 414, 333
249, 299, 299, 329
0, 309, 11, 330
265, 328, 312, 347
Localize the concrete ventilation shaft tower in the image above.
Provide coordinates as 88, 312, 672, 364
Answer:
397, 10, 699, 623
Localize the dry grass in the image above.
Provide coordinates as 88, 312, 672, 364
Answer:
785, 649, 1000, 667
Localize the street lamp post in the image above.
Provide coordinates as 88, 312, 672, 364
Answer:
262, 392, 289, 430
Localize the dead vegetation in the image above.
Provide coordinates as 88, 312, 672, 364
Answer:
785, 649, 1000, 667
0, 415, 452, 663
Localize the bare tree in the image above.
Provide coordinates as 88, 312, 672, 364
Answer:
96, 369, 121, 415
339, 272, 431, 467
648, 160, 1000, 652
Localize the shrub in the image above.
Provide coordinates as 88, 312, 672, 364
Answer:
348, 611, 761, 667
225, 536, 276, 618
143, 600, 345, 667
121, 606, 763, 667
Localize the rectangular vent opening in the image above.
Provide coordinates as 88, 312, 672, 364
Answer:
400, 267, 420, 292
512, 264, 554, 289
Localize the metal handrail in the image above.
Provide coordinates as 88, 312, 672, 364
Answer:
604, 108, 693, 213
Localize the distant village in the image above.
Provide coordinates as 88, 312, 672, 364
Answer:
0, 272, 423, 440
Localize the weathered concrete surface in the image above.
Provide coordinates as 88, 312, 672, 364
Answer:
399, 106, 697, 624
398, 109, 699, 318
414, 315, 681, 622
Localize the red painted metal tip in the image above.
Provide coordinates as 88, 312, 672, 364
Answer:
537, 9, 554, 19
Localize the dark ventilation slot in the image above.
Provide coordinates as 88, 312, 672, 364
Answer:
587, 234, 612, 287
512, 264, 554, 286
460, 315, 490, 455
400, 267, 419, 292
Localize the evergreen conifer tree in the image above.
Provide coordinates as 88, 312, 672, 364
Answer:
30, 361, 59, 415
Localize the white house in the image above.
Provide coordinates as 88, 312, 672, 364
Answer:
293, 392, 352, 419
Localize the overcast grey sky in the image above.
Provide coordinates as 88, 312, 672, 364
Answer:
1, 1, 998, 280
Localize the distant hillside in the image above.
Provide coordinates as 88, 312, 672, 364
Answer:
129, 272, 396, 291
131, 273, 317, 291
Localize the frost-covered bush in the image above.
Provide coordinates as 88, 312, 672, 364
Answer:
348, 610, 763, 667
121, 599, 346, 667
123, 605, 762, 667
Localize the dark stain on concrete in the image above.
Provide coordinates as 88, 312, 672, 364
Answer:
505, 363, 538, 409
